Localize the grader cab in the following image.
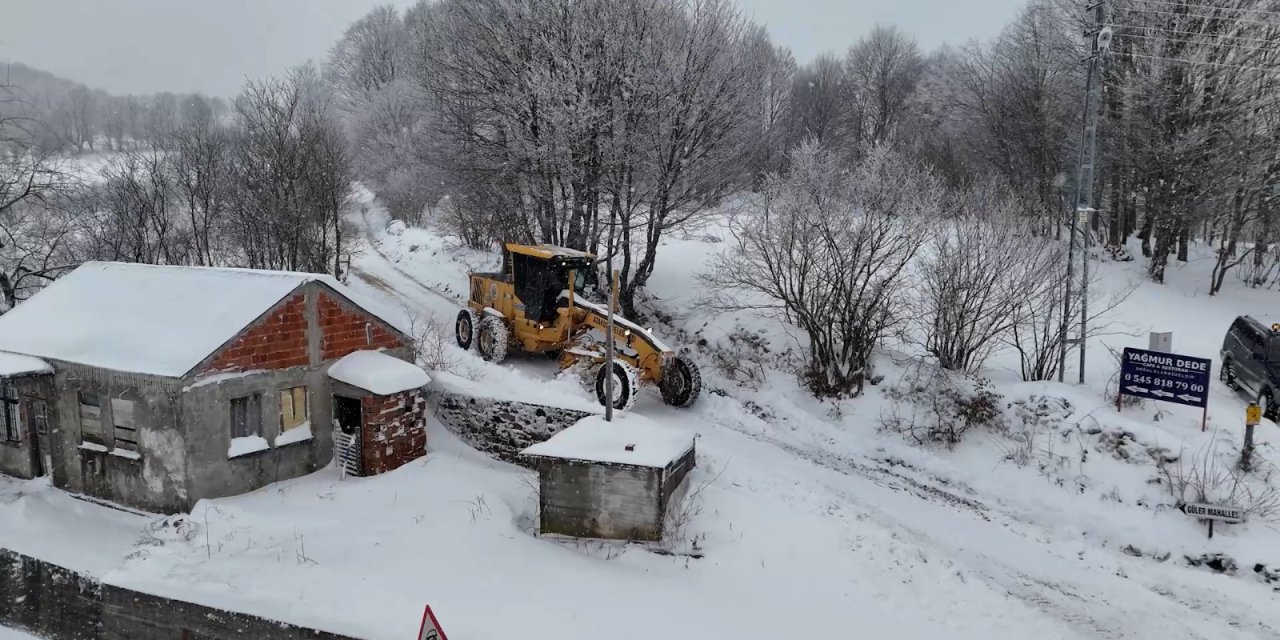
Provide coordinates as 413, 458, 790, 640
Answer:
455, 243, 701, 410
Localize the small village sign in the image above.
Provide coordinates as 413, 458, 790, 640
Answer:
1179, 502, 1244, 539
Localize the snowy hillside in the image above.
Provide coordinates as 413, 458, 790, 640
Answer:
3, 193, 1280, 640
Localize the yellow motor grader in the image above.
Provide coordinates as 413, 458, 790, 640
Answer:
455, 243, 701, 410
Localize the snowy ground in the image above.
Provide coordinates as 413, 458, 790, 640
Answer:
0, 626, 38, 639
3, 193, 1280, 639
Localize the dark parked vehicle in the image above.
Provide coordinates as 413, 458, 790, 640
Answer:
1220, 315, 1280, 419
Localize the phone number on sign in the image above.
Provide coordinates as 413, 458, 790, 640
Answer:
1122, 373, 1204, 393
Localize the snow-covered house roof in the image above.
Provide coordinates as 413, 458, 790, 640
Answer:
328, 350, 430, 395
0, 262, 408, 378
0, 351, 52, 378
520, 414, 695, 468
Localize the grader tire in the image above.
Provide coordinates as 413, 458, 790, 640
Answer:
455, 309, 479, 351
660, 354, 702, 408
477, 316, 510, 364
595, 361, 640, 411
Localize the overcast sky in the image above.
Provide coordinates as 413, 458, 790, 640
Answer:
0, 0, 1025, 97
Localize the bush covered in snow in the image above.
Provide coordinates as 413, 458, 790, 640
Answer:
879, 362, 1004, 447
1157, 440, 1280, 522
409, 312, 460, 373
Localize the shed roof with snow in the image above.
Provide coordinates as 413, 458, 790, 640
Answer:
521, 414, 695, 469
328, 350, 430, 395
0, 262, 407, 378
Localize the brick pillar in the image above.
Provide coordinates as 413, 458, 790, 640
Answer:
359, 389, 428, 476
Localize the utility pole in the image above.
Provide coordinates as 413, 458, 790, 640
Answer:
605, 269, 618, 422
604, 209, 618, 423
1060, 0, 1109, 384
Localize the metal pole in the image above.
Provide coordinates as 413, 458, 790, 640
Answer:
605, 269, 618, 421
1063, 0, 1106, 384
1058, 213, 1076, 383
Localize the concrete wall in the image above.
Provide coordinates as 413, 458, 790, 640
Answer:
99, 584, 356, 640
180, 367, 334, 505
0, 549, 100, 640
430, 390, 592, 464
538, 461, 664, 541
49, 362, 187, 514
179, 280, 415, 505
660, 446, 697, 511
0, 548, 357, 640
0, 373, 56, 480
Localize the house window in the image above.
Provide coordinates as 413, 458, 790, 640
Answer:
279, 386, 309, 432
111, 398, 138, 452
31, 400, 48, 436
1, 385, 19, 443
79, 391, 103, 444
229, 394, 262, 439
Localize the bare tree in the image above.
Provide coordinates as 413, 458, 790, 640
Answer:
230, 64, 353, 275
707, 141, 939, 397
68, 85, 97, 151
929, 1, 1080, 236
914, 183, 1062, 372
785, 55, 848, 149
91, 149, 187, 265
843, 25, 926, 149
741, 25, 796, 182
0, 73, 76, 310
616, 0, 758, 316
328, 5, 409, 105
167, 113, 234, 266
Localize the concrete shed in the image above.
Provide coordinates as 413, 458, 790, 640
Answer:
521, 414, 696, 542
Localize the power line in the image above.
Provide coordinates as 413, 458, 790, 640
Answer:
1124, 6, 1280, 27
1110, 23, 1280, 46
1114, 31, 1280, 54
1124, 0, 1280, 19
1111, 49, 1280, 71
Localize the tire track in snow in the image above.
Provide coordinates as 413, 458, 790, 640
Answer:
709, 416, 1254, 640
350, 208, 1269, 638
353, 209, 465, 309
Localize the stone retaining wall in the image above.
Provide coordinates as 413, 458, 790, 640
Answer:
428, 389, 593, 464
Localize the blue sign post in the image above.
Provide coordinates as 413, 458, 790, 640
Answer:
1118, 347, 1211, 429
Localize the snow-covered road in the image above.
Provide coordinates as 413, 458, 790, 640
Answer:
3, 195, 1277, 639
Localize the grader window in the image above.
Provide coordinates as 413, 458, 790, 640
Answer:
512, 254, 560, 323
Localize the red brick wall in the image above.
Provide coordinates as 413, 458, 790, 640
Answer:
200, 294, 309, 373
319, 293, 404, 361
360, 389, 427, 475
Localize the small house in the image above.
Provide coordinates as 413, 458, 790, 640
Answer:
520, 413, 696, 541
0, 262, 431, 513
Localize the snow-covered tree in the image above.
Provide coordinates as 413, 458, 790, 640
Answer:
914, 182, 1062, 372
708, 141, 940, 397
